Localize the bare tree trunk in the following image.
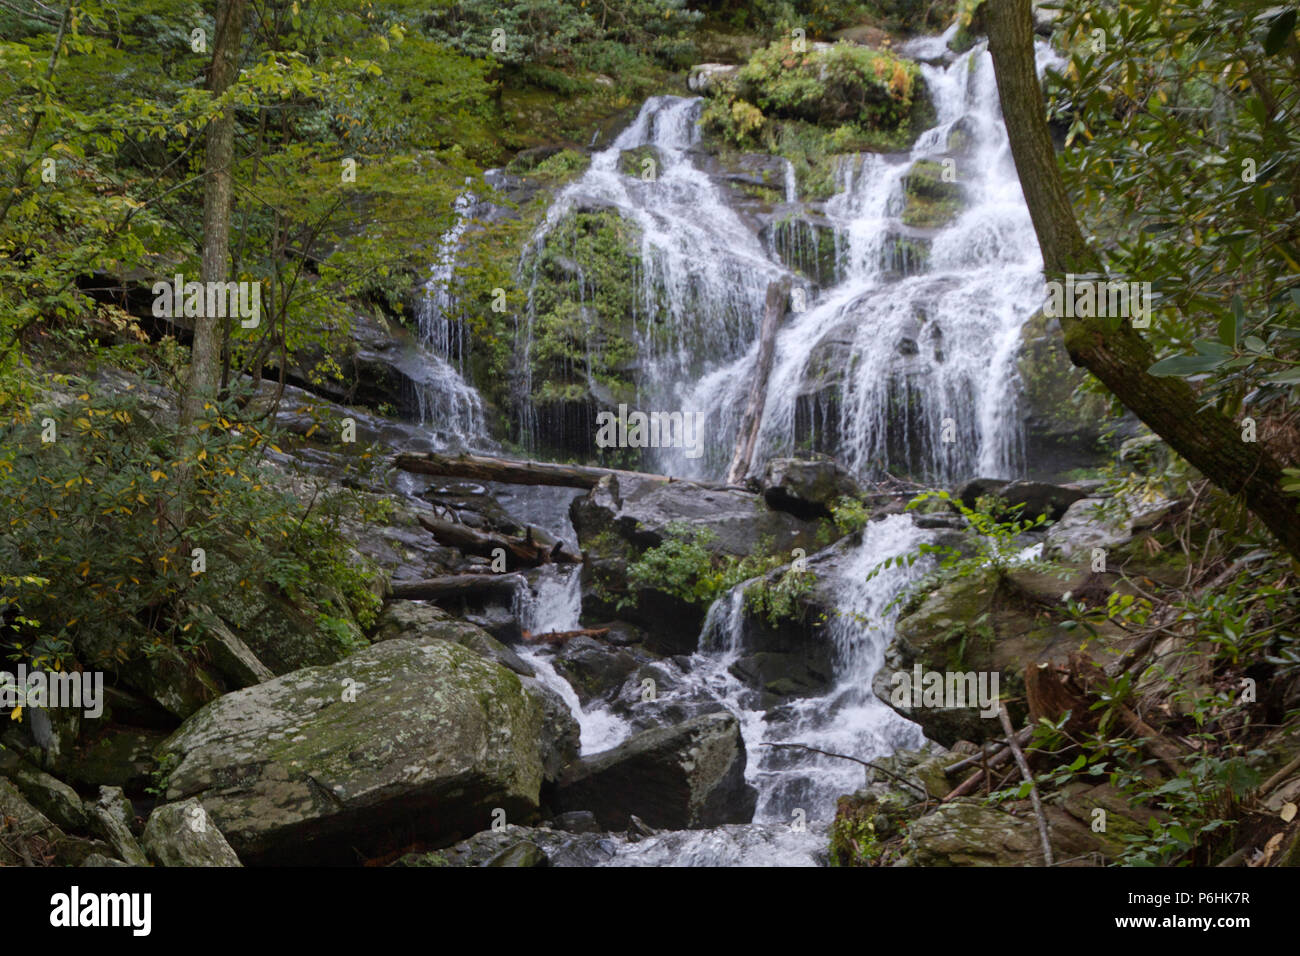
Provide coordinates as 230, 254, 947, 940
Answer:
986, 0, 1300, 560
394, 451, 734, 490
181, 0, 247, 427
726, 278, 790, 486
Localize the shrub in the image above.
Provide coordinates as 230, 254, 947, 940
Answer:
0, 374, 382, 674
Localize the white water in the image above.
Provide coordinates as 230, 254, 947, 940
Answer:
411, 184, 489, 447
672, 515, 932, 826
515, 566, 631, 754
516, 95, 787, 463
693, 40, 1063, 484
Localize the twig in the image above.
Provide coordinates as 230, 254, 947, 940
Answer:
760, 743, 931, 799
999, 705, 1054, 866
1259, 752, 1300, 798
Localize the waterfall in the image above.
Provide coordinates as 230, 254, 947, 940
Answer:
410, 183, 490, 449
699, 41, 1063, 484
516, 95, 786, 465
515, 41, 1058, 484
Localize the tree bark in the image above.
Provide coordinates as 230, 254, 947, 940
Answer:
986, 0, 1300, 560
181, 0, 246, 427
726, 278, 791, 486
394, 451, 733, 490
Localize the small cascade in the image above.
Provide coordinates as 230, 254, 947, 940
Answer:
514, 566, 631, 754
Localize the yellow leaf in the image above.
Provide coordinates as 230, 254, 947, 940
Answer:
9, 706, 21, 722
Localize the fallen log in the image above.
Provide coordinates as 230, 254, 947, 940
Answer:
726, 277, 791, 486
415, 514, 580, 568
521, 627, 611, 644
394, 451, 732, 491
390, 574, 524, 602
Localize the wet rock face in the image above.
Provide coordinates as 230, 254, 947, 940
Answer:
552, 712, 758, 831
573, 474, 823, 559
158, 639, 548, 865
572, 473, 825, 654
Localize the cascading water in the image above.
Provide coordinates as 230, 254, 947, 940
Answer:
409, 184, 490, 448
695, 39, 1062, 484
420, 36, 1060, 864
516, 95, 786, 465
514, 565, 632, 754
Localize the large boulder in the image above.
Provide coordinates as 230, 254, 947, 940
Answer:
158, 638, 548, 864
761, 455, 863, 521
552, 712, 757, 830
875, 564, 1136, 745
549, 636, 641, 706
1044, 493, 1181, 563
142, 798, 243, 867
372, 600, 534, 677
954, 477, 1087, 523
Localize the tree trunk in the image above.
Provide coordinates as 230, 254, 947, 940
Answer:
181, 0, 246, 426
394, 451, 733, 490
415, 514, 581, 568
726, 278, 790, 486
986, 0, 1300, 560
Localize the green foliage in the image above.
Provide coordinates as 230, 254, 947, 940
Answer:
828, 804, 881, 866
1046, 0, 1300, 426
829, 495, 871, 534
622, 525, 796, 610
0, 374, 382, 675
426, 0, 701, 70
624, 526, 731, 607
743, 565, 815, 627
701, 39, 931, 199
867, 490, 1054, 611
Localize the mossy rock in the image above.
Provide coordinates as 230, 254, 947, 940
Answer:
617, 145, 664, 180
158, 639, 548, 864
1017, 309, 1115, 477
900, 159, 964, 229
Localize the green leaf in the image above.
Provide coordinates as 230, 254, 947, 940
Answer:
1264, 8, 1297, 55
1148, 354, 1224, 376
1266, 368, 1300, 385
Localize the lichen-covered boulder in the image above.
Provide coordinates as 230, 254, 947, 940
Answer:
158, 638, 547, 864
142, 798, 242, 867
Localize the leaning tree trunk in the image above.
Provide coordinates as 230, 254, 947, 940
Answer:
181, 0, 247, 427
986, 0, 1300, 560
726, 278, 790, 486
